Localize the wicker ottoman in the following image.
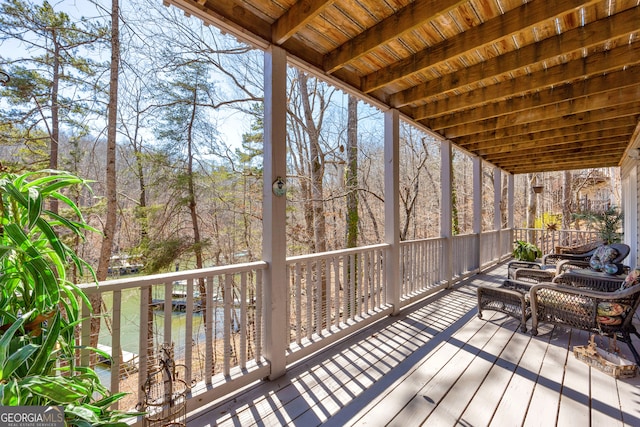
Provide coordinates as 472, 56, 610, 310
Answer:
477, 279, 533, 332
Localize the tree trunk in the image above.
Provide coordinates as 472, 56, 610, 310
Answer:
562, 170, 572, 231
186, 87, 205, 302
93, 0, 120, 365
49, 31, 60, 214
501, 174, 508, 229
526, 173, 537, 242
346, 95, 358, 249
298, 71, 327, 329
451, 159, 460, 235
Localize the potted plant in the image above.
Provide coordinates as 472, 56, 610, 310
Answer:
512, 239, 542, 262
0, 169, 138, 425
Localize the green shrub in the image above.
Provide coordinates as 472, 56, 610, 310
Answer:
0, 169, 139, 425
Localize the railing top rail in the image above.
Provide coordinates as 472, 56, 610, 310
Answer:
400, 236, 447, 245
286, 243, 390, 263
78, 261, 268, 293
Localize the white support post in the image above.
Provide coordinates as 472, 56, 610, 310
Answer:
472, 156, 482, 270
494, 168, 502, 259
508, 173, 515, 248
384, 109, 401, 315
508, 173, 515, 229
263, 45, 288, 380
440, 140, 453, 286
494, 168, 502, 231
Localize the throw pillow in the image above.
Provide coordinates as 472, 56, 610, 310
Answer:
589, 245, 618, 271
621, 268, 640, 290
597, 301, 629, 316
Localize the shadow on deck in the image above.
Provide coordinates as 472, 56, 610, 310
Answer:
187, 264, 640, 427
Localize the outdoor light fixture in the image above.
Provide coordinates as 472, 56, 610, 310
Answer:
0, 70, 9, 86
628, 147, 640, 161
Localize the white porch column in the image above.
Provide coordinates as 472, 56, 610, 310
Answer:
508, 173, 515, 249
494, 168, 502, 258
494, 168, 502, 230
472, 156, 482, 269
384, 109, 401, 315
263, 45, 288, 380
441, 140, 453, 286
508, 173, 515, 229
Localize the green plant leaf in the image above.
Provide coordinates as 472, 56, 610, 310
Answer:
64, 403, 100, 423
26, 187, 43, 230
0, 379, 21, 405
3, 344, 39, 378
0, 310, 34, 374
27, 311, 61, 376
20, 376, 88, 403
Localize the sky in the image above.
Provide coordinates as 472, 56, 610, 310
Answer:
0, 0, 252, 151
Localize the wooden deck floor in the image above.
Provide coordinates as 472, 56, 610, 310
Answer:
187, 265, 640, 427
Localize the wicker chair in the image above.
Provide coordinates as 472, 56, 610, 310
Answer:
530, 272, 640, 365
509, 243, 630, 283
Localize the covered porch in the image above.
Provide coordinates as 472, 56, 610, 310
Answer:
100, 0, 640, 424
186, 264, 640, 426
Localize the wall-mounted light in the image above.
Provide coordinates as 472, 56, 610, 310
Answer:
628, 147, 640, 160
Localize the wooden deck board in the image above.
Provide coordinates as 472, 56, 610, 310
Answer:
187, 265, 640, 427
460, 322, 531, 426
556, 329, 591, 427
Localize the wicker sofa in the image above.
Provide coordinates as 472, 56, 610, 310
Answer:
530, 271, 640, 365
510, 243, 630, 284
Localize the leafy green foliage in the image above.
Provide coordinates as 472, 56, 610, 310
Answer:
512, 239, 542, 261
0, 169, 139, 424
572, 206, 623, 244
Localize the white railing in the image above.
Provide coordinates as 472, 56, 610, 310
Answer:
500, 229, 513, 258
400, 237, 447, 299
78, 262, 268, 420
479, 230, 501, 267
74, 228, 556, 424
285, 244, 392, 364
451, 233, 480, 278
512, 228, 600, 255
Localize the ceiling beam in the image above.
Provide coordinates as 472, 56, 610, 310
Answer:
441, 103, 640, 139
167, 0, 271, 44
501, 155, 623, 174
365, 5, 640, 94
272, 0, 334, 45
408, 50, 640, 119
429, 87, 640, 131
459, 117, 637, 149
473, 129, 635, 157
482, 137, 630, 162
362, 0, 603, 93
323, 0, 467, 73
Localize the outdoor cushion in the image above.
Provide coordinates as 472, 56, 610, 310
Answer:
589, 245, 618, 271
597, 301, 629, 316
597, 315, 623, 325
621, 269, 640, 289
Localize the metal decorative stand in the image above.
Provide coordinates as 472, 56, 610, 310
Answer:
142, 344, 189, 427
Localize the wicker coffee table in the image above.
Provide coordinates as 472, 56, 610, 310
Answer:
477, 279, 533, 332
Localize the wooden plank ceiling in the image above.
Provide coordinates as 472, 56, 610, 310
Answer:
166, 0, 640, 174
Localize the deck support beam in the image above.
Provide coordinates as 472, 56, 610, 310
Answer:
441, 140, 453, 286
508, 172, 515, 250
384, 109, 401, 315
494, 167, 503, 258
263, 45, 288, 380
473, 156, 482, 270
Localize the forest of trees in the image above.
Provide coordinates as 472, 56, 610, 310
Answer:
0, 0, 621, 280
